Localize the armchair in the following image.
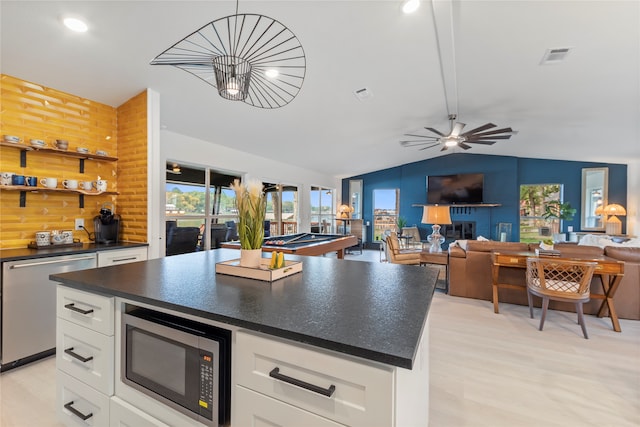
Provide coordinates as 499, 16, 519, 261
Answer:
386, 232, 422, 265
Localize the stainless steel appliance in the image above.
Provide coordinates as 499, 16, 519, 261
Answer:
121, 305, 231, 427
1, 254, 97, 371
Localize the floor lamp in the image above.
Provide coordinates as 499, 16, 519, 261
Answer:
422, 205, 452, 253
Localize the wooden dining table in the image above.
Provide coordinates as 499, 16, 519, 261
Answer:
491, 251, 626, 332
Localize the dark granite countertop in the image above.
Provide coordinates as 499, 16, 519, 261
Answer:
0, 242, 149, 262
51, 249, 437, 369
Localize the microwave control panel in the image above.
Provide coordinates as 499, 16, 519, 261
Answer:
198, 351, 215, 420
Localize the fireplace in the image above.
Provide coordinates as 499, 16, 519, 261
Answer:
442, 221, 476, 241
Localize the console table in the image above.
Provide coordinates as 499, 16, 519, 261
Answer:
491, 251, 625, 332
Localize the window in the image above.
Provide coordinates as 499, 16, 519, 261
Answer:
264, 182, 299, 236
519, 184, 563, 243
165, 162, 240, 254
310, 186, 334, 233
372, 189, 399, 241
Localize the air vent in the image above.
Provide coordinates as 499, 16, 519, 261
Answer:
540, 47, 572, 65
354, 87, 373, 101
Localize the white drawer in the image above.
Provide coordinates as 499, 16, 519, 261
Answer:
110, 397, 170, 427
57, 370, 110, 427
97, 247, 147, 268
58, 286, 115, 335
235, 386, 345, 427
235, 331, 393, 427
57, 319, 115, 395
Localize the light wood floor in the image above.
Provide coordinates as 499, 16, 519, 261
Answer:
1, 250, 638, 426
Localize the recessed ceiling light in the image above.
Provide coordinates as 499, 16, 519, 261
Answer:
265, 69, 279, 78
402, 0, 420, 14
63, 17, 88, 33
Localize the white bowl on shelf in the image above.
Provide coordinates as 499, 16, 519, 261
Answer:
3, 135, 20, 143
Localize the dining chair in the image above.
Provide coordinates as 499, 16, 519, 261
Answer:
526, 257, 596, 339
401, 226, 422, 249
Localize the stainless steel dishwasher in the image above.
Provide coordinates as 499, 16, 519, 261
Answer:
1, 253, 97, 370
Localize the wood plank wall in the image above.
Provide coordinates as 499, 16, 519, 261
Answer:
116, 91, 148, 243
0, 75, 148, 248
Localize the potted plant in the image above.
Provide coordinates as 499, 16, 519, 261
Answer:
230, 178, 266, 267
542, 200, 575, 235
396, 216, 407, 235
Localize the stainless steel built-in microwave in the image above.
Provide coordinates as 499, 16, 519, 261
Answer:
121, 305, 231, 426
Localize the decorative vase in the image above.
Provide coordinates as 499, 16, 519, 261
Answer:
240, 248, 262, 268
539, 241, 554, 251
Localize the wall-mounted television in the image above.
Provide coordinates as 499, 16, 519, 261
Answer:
427, 173, 484, 204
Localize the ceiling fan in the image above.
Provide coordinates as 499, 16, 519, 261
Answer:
166, 163, 181, 174
400, 114, 518, 151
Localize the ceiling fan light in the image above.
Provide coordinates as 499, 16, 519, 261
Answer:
444, 137, 458, 147
402, 0, 420, 14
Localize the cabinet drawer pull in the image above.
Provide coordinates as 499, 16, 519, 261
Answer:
64, 401, 93, 421
112, 256, 137, 263
269, 367, 336, 397
64, 303, 94, 315
64, 347, 93, 363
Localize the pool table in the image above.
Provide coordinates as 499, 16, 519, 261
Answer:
221, 233, 358, 259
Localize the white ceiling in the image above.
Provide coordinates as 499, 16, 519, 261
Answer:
2, 1, 639, 178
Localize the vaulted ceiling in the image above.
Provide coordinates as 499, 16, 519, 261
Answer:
2, 1, 638, 178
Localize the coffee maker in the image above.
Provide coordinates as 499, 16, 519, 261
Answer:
94, 202, 121, 244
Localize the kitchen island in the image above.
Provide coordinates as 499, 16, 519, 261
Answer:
51, 249, 437, 427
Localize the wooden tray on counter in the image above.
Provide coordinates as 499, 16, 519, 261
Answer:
28, 241, 83, 250
216, 258, 302, 282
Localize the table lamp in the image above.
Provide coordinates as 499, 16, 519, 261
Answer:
421, 205, 452, 253
603, 204, 626, 235
338, 204, 353, 219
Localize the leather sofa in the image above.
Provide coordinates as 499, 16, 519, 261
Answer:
449, 241, 640, 320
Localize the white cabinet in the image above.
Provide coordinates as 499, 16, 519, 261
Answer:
109, 397, 170, 427
97, 247, 147, 267
235, 330, 393, 427
57, 319, 115, 395
58, 286, 114, 336
235, 386, 345, 427
57, 286, 115, 427
57, 370, 111, 427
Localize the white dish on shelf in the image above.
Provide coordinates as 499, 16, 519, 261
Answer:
30, 139, 45, 147
3, 135, 20, 143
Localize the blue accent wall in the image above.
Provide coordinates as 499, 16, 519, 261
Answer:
342, 153, 627, 242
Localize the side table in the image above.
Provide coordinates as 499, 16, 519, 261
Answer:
420, 251, 449, 293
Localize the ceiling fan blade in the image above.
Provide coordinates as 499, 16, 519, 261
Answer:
470, 127, 515, 137
451, 122, 466, 137
466, 135, 513, 141
467, 140, 497, 145
403, 134, 439, 139
400, 141, 438, 147
458, 142, 472, 150
425, 127, 446, 137
460, 123, 495, 137
418, 143, 441, 151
